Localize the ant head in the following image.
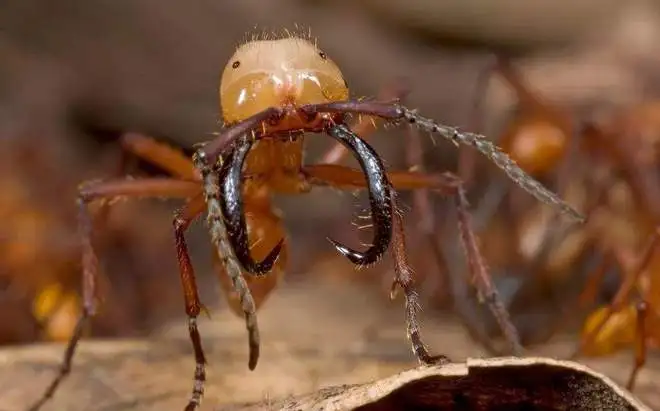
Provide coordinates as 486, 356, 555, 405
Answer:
219, 36, 349, 123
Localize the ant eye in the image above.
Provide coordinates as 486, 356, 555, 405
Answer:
232, 60, 240, 69
318, 51, 327, 60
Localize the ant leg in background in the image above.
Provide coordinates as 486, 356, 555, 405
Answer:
27, 179, 201, 411
628, 300, 649, 390
545, 252, 613, 342
303, 162, 523, 355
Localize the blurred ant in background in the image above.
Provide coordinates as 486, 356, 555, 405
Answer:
458, 53, 660, 391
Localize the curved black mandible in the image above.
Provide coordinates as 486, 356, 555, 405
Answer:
325, 124, 394, 266
219, 137, 283, 275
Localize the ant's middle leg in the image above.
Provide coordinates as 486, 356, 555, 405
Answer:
172, 194, 217, 411
303, 164, 523, 356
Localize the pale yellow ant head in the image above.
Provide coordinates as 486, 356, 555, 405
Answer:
219, 36, 349, 123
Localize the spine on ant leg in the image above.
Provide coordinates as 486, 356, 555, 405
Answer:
193, 150, 261, 370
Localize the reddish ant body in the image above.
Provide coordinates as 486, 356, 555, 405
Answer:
29, 34, 582, 411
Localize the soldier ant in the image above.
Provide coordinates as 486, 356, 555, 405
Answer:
29, 32, 584, 411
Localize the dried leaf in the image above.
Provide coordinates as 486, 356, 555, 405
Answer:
232, 357, 651, 411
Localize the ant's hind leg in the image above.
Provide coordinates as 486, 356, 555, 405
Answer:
27, 178, 201, 411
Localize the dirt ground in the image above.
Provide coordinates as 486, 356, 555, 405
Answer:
0, 278, 657, 411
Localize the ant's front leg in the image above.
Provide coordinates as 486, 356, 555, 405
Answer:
389, 190, 451, 365
173, 194, 214, 411
303, 164, 524, 356
301, 162, 447, 364
28, 178, 200, 411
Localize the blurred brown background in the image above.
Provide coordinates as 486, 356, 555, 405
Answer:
1, 0, 660, 409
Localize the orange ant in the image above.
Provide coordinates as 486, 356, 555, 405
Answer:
465, 54, 659, 391
29, 33, 584, 411
572, 228, 656, 392
568, 113, 660, 392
